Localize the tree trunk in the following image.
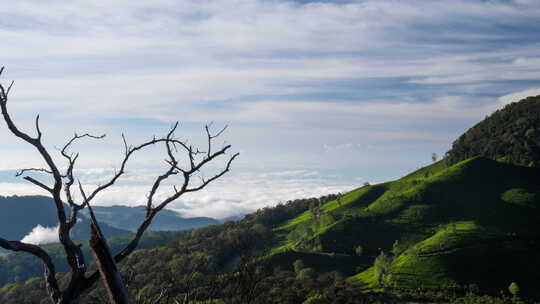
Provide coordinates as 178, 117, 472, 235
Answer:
89, 225, 132, 304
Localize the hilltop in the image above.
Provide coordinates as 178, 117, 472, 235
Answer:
446, 95, 540, 167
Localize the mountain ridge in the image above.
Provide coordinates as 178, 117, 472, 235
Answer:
0, 195, 129, 241
80, 204, 220, 232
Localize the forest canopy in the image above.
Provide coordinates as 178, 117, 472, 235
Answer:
446, 95, 540, 167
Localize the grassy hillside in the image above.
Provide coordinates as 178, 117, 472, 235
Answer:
265, 157, 540, 297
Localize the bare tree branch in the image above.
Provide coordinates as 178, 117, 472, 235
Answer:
0, 238, 61, 303
35, 115, 42, 140
80, 125, 239, 298
205, 124, 228, 158
64, 153, 80, 205
146, 123, 180, 212
16, 167, 54, 177
61, 133, 106, 158
185, 152, 238, 193
23, 176, 54, 193
1, 67, 89, 303
84, 136, 171, 205
60, 133, 106, 227
1, 67, 238, 303
6, 80, 14, 96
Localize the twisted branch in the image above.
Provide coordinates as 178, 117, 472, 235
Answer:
0, 238, 61, 303
1, 67, 239, 303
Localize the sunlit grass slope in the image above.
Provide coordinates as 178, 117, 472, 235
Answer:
266, 157, 540, 296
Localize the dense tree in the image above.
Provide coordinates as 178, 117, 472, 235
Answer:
373, 251, 392, 287
391, 240, 400, 257
508, 282, 520, 297
0, 67, 238, 304
0, 231, 185, 288
446, 96, 540, 167
293, 260, 305, 274
354, 245, 363, 257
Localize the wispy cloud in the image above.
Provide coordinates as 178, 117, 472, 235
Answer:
1, 0, 539, 217
498, 88, 540, 107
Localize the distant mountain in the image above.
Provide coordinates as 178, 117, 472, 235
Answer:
81, 205, 220, 232
446, 95, 540, 167
0, 196, 129, 241
220, 214, 246, 222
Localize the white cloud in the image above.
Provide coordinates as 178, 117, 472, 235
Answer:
231, 95, 492, 125
498, 88, 540, 107
167, 173, 355, 218
21, 224, 59, 245
0, 0, 540, 215
323, 143, 354, 153
513, 57, 540, 67
0, 183, 49, 196
262, 170, 320, 178
0, 169, 356, 219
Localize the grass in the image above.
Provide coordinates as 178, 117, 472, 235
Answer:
405, 221, 500, 254
263, 156, 540, 297
349, 266, 380, 290
501, 188, 537, 207
276, 184, 379, 231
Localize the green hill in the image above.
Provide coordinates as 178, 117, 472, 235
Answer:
446, 95, 540, 167
268, 157, 540, 298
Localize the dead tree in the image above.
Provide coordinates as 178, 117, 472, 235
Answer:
0, 67, 239, 304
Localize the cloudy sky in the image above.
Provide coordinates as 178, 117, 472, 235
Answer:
1, 0, 540, 218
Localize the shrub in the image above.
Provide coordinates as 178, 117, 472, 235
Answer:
508, 282, 519, 297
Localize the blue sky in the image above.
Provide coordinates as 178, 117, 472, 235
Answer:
1, 0, 540, 218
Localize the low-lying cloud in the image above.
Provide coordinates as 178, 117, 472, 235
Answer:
21, 224, 59, 245
0, 169, 357, 219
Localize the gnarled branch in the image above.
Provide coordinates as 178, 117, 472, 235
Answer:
16, 167, 53, 177
1, 67, 238, 303
0, 238, 61, 303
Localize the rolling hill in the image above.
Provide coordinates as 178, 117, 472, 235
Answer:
269, 156, 540, 298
